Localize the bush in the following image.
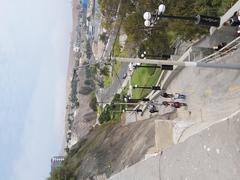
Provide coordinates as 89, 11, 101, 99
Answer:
100, 66, 109, 76
99, 104, 112, 124
100, 32, 108, 44
48, 166, 76, 180
79, 86, 94, 95
98, 94, 125, 124
84, 79, 95, 88
89, 93, 98, 111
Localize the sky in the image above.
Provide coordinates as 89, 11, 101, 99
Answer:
0, 0, 72, 179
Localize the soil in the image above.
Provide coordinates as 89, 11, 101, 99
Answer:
65, 119, 155, 180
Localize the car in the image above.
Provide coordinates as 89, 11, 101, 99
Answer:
123, 73, 128, 79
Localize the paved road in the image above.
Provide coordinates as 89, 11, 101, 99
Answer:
101, 0, 122, 59
109, 110, 240, 180
96, 0, 130, 104
99, 63, 129, 103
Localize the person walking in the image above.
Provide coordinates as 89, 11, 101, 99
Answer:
171, 102, 187, 108
224, 11, 240, 26
162, 101, 170, 107
162, 101, 187, 108
149, 105, 159, 113
212, 42, 227, 51
173, 93, 186, 100
160, 92, 174, 98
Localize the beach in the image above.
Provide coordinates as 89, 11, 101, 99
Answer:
64, 0, 98, 150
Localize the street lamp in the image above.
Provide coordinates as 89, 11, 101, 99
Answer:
133, 85, 161, 90
143, 4, 220, 27
124, 96, 150, 103
122, 109, 143, 113
134, 64, 173, 70
139, 51, 171, 60
114, 57, 240, 71
140, 51, 147, 59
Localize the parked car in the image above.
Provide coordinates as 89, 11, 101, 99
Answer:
123, 73, 128, 79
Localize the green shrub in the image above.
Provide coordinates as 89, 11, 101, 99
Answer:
89, 93, 98, 111
99, 104, 112, 124
79, 86, 94, 95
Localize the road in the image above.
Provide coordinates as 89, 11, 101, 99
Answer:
96, 0, 130, 104
98, 63, 129, 103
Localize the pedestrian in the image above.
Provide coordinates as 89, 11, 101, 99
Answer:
224, 11, 240, 26
172, 102, 181, 108
162, 101, 170, 107
173, 93, 186, 100
237, 26, 240, 37
171, 102, 187, 108
212, 42, 227, 51
149, 105, 158, 113
160, 92, 174, 98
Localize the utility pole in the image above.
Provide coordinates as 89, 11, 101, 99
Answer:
114, 57, 240, 70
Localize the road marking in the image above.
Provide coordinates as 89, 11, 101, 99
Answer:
228, 85, 240, 94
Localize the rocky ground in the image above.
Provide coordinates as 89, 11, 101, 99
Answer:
63, 118, 155, 179
74, 68, 97, 139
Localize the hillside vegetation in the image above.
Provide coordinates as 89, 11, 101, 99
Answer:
100, 0, 238, 56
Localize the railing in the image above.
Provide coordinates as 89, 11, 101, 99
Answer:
198, 36, 240, 63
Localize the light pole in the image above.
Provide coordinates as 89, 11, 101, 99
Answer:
134, 64, 173, 70
113, 108, 143, 113
122, 109, 143, 113
140, 51, 171, 60
123, 96, 150, 103
133, 85, 161, 90
143, 4, 220, 27
114, 57, 240, 71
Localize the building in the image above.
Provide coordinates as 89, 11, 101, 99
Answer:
51, 156, 65, 171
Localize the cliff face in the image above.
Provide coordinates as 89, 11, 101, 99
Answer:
64, 119, 155, 179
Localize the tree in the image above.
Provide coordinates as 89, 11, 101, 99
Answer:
79, 86, 94, 95
99, 32, 108, 44
89, 93, 98, 111
100, 66, 109, 76
99, 105, 112, 124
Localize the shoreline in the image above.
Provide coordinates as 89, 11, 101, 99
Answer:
62, 0, 81, 152
63, 0, 98, 151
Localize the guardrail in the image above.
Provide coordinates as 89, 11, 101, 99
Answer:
198, 36, 240, 63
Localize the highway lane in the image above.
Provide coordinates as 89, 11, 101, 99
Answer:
98, 62, 129, 103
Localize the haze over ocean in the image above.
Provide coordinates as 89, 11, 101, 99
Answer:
0, 0, 72, 179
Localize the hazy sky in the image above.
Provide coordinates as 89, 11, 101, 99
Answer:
0, 0, 72, 179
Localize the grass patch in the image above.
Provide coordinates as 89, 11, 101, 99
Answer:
104, 61, 122, 88
131, 66, 161, 99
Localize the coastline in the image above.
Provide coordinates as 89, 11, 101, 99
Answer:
63, 0, 80, 151
63, 0, 97, 151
